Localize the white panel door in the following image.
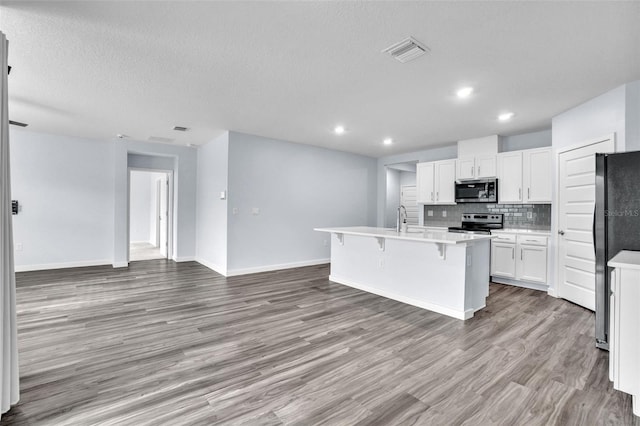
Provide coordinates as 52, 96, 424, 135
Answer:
400, 185, 419, 225
558, 137, 614, 310
524, 148, 552, 203
497, 152, 523, 203
416, 162, 435, 204
435, 160, 456, 204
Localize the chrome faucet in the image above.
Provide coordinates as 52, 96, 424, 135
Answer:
396, 205, 407, 232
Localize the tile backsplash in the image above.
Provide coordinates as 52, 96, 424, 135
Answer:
423, 203, 551, 230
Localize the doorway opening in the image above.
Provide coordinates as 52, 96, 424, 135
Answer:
129, 169, 172, 261
385, 162, 419, 228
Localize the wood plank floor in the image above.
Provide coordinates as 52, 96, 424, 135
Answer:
1, 260, 637, 425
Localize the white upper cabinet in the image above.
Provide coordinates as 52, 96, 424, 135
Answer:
523, 148, 552, 203
457, 155, 497, 180
435, 160, 456, 204
497, 151, 523, 203
416, 162, 435, 204
457, 157, 476, 180
476, 155, 497, 178
416, 159, 456, 205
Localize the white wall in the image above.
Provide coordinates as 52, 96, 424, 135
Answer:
385, 169, 400, 228
195, 132, 229, 275
400, 171, 416, 187
224, 131, 377, 275
129, 171, 152, 243
10, 129, 114, 271
625, 81, 640, 151
501, 129, 551, 151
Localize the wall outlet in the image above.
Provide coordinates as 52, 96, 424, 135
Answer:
527, 211, 533, 219
219, 191, 226, 200
251, 207, 260, 215
442, 210, 447, 218
15, 243, 22, 252
323, 239, 328, 247
232, 207, 239, 215
427, 210, 433, 217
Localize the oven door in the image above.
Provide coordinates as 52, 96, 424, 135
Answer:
455, 179, 497, 203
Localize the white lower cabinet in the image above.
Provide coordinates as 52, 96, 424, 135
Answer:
491, 242, 516, 278
491, 233, 548, 285
608, 251, 640, 418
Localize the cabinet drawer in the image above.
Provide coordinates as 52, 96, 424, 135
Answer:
492, 233, 516, 243
517, 235, 547, 246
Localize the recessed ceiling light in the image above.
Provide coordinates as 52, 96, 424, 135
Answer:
383, 138, 393, 146
498, 112, 515, 121
456, 87, 474, 98
334, 125, 345, 135
173, 126, 189, 132
116, 134, 127, 139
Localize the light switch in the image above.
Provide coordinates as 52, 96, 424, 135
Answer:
427, 210, 433, 217
442, 210, 447, 218
220, 191, 226, 200
251, 207, 260, 215
232, 208, 239, 215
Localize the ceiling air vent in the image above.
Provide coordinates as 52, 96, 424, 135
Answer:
382, 37, 429, 63
172, 126, 189, 132
9, 120, 28, 127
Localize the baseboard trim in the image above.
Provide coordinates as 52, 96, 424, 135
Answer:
15, 259, 113, 272
226, 258, 330, 277
195, 258, 227, 276
329, 274, 473, 320
491, 276, 548, 292
547, 287, 558, 298
174, 256, 196, 263
113, 262, 129, 268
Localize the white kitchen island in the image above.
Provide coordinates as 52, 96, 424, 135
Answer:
315, 226, 494, 320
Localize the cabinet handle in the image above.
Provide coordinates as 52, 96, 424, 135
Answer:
521, 248, 523, 260
512, 247, 514, 259
528, 188, 530, 199
519, 188, 522, 200
436, 192, 439, 201
478, 166, 481, 176
431, 191, 434, 201
470, 166, 473, 176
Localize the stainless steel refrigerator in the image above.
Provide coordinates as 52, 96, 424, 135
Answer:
594, 151, 640, 350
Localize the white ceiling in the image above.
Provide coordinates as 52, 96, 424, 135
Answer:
1, 1, 639, 157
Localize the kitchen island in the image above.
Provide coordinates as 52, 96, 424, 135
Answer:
314, 226, 493, 320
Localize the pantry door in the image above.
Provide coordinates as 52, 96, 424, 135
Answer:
557, 136, 614, 310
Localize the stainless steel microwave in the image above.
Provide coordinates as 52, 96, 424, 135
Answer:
455, 179, 498, 203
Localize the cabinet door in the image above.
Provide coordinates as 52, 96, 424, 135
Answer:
523, 148, 552, 203
491, 242, 516, 278
457, 157, 475, 180
416, 162, 435, 204
516, 244, 547, 283
497, 152, 523, 203
435, 160, 456, 204
476, 155, 497, 178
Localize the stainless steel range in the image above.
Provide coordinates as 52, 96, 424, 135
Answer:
448, 213, 504, 235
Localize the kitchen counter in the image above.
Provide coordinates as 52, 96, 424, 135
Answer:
315, 226, 492, 320
492, 228, 551, 236
609, 250, 640, 270
314, 226, 494, 245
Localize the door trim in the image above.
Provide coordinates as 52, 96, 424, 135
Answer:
127, 167, 174, 263
553, 133, 616, 300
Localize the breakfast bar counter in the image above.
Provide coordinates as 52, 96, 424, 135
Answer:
314, 226, 493, 320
